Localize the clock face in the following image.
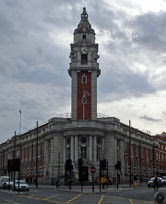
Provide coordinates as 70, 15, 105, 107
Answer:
81, 47, 87, 54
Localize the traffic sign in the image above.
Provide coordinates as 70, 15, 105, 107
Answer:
90, 166, 96, 173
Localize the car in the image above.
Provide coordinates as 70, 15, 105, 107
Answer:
162, 176, 166, 185
0, 176, 13, 189
147, 177, 164, 188
12, 180, 29, 191
2, 181, 14, 189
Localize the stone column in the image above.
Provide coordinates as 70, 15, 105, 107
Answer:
120, 140, 125, 176
44, 141, 47, 165
89, 136, 92, 161
94, 136, 97, 162
71, 136, 74, 161
75, 136, 78, 162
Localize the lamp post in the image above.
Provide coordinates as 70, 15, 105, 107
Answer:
129, 120, 132, 187
13, 131, 17, 192
36, 121, 39, 188
117, 146, 119, 190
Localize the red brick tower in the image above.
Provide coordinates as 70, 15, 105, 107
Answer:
68, 8, 101, 120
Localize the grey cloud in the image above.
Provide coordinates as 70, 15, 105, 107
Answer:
162, 111, 166, 116
128, 12, 166, 52
98, 65, 155, 102
140, 115, 162, 122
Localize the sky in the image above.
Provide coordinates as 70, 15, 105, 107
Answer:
0, 0, 166, 143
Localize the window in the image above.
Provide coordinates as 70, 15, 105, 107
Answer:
81, 137, 87, 143
81, 54, 87, 64
97, 146, 100, 160
66, 147, 71, 160
82, 35, 86, 40
97, 138, 101, 145
82, 74, 87, 84
82, 95, 87, 104
81, 147, 87, 159
67, 138, 71, 144
47, 140, 51, 164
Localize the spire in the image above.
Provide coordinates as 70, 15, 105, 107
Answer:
73, 7, 95, 43
81, 7, 88, 21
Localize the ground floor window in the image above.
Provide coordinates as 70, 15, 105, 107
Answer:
81, 147, 87, 159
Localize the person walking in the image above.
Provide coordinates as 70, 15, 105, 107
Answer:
153, 176, 158, 191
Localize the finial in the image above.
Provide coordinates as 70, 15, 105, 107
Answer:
81, 7, 88, 19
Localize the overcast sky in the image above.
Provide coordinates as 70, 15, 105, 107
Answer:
0, 0, 166, 143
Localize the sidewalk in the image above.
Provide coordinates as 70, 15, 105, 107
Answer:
28, 182, 146, 193
0, 183, 147, 195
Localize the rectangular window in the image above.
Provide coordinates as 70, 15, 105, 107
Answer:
48, 140, 51, 164
66, 148, 71, 160
97, 147, 100, 161
81, 147, 87, 159
81, 54, 88, 64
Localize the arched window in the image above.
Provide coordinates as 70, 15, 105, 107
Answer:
82, 74, 87, 84
82, 35, 86, 40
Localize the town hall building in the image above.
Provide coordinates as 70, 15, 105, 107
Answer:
0, 8, 165, 185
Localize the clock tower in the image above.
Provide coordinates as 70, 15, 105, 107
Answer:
68, 8, 101, 120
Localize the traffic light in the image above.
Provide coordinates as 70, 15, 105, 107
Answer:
100, 159, 107, 170
78, 158, 82, 170
66, 159, 73, 171
7, 158, 20, 172
115, 161, 121, 170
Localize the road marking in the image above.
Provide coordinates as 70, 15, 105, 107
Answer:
20, 194, 65, 203
98, 195, 104, 204
44, 194, 57, 200
129, 199, 134, 204
4, 200, 23, 204
20, 194, 41, 200
65, 194, 82, 203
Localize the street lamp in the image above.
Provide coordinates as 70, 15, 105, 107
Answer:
36, 121, 39, 188
129, 120, 132, 187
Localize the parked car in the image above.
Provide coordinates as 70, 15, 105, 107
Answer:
0, 176, 9, 188
12, 180, 29, 191
0, 176, 13, 189
147, 177, 164, 188
162, 176, 166, 185
2, 181, 13, 189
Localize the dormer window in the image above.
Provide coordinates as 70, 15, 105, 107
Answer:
82, 35, 86, 40
82, 74, 87, 84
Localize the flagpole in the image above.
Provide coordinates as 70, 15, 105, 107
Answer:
19, 110, 22, 134
83, 103, 85, 120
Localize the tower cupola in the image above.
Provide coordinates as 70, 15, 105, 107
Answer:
74, 7, 95, 44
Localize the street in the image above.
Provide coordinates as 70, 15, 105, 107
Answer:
0, 185, 165, 204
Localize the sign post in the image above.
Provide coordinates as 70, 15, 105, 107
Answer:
91, 167, 96, 192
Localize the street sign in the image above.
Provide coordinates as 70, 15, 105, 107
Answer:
90, 166, 96, 173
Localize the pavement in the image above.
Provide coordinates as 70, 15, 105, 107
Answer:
0, 182, 146, 194
29, 182, 146, 193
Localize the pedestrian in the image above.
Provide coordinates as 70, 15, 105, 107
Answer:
56, 179, 59, 188
153, 176, 158, 191
109, 177, 113, 185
